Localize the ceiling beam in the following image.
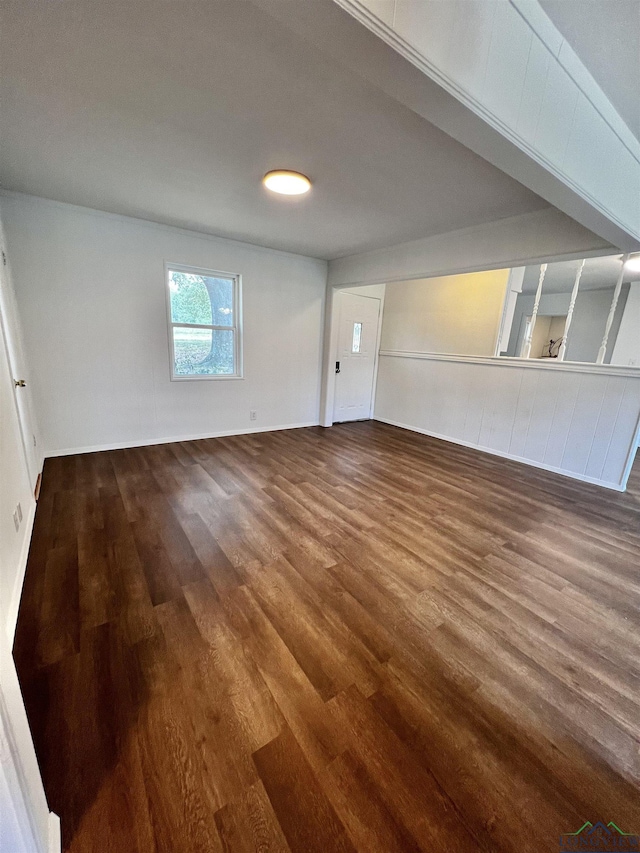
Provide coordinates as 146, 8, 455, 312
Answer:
255, 0, 640, 251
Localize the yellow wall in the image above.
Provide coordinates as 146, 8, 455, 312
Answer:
380, 269, 510, 356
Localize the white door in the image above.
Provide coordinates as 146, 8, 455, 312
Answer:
333, 291, 381, 423
0, 237, 40, 490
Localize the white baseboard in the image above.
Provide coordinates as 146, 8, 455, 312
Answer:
374, 417, 626, 492
48, 812, 61, 853
44, 421, 320, 458
7, 499, 37, 644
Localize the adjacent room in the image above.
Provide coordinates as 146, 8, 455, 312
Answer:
1, 1, 639, 852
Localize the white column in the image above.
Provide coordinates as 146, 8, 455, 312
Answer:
596, 254, 628, 364
557, 259, 585, 361
520, 263, 546, 358
495, 266, 524, 356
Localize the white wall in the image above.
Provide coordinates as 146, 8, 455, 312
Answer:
341, 283, 386, 299
506, 286, 629, 363
328, 207, 612, 288
1, 193, 328, 456
611, 282, 640, 368
381, 270, 510, 357
373, 266, 640, 489
374, 353, 640, 490
568, 288, 628, 363
320, 206, 611, 429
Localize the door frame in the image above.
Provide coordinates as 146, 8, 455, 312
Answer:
320, 284, 384, 427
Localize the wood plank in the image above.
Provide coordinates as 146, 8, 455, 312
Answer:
13, 422, 640, 852
253, 725, 357, 853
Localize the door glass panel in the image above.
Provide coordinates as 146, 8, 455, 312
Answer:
352, 322, 362, 353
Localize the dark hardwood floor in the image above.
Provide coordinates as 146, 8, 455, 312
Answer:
13, 422, 640, 852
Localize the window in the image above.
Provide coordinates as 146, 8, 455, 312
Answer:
352, 322, 362, 353
166, 264, 242, 380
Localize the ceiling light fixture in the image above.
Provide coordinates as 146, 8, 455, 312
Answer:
263, 170, 311, 195
624, 253, 640, 274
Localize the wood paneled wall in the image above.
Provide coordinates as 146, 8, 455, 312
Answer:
375, 353, 640, 490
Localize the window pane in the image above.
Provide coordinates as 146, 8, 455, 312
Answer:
352, 322, 362, 353
169, 271, 234, 326
173, 327, 235, 375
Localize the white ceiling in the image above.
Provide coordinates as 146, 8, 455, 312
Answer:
0, 0, 550, 260
521, 253, 634, 294
539, 0, 640, 140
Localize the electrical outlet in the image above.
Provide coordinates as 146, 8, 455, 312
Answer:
17, 502, 22, 522
13, 510, 19, 532
249, 409, 257, 421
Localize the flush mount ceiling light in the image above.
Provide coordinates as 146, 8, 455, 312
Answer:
624, 253, 640, 274
263, 170, 311, 195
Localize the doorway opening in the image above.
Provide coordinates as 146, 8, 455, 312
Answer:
522, 313, 567, 358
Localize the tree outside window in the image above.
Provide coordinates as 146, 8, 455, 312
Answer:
167, 266, 241, 379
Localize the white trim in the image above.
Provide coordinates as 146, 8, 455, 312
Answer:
168, 373, 244, 382
369, 293, 385, 419
494, 266, 525, 356
165, 262, 243, 381
374, 417, 626, 491
378, 349, 640, 378
510, 0, 640, 158
48, 813, 61, 853
320, 286, 340, 427
43, 421, 320, 458
6, 498, 36, 644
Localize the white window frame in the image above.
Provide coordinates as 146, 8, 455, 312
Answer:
165, 262, 243, 381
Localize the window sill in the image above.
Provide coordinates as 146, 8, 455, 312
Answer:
170, 373, 244, 382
